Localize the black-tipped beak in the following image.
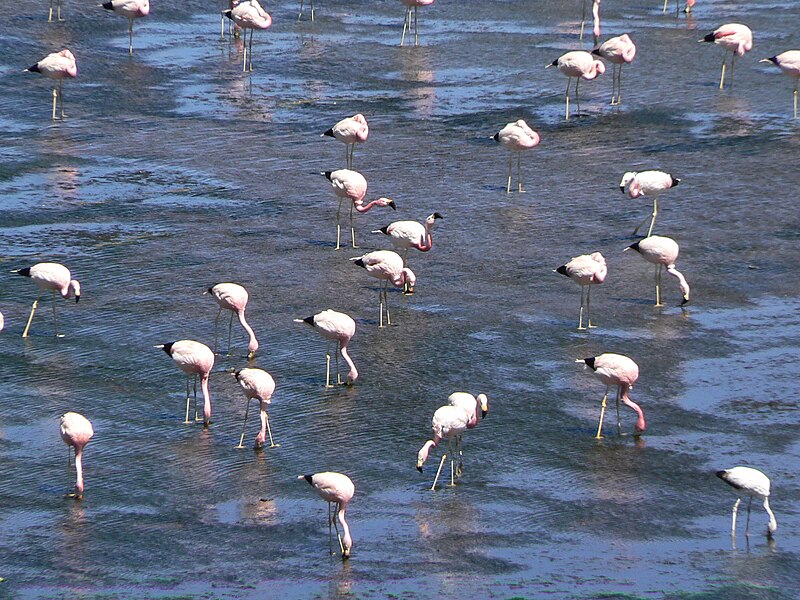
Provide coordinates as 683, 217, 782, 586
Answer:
389, 200, 397, 210
481, 409, 487, 419
492, 133, 500, 142
223, 9, 232, 20
681, 296, 689, 306
619, 185, 626, 193
416, 465, 423, 473
700, 32, 716, 43
75, 295, 81, 304
26, 64, 40, 73
432, 212, 444, 219
322, 128, 334, 138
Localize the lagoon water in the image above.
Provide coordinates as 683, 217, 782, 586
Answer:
1, 0, 800, 598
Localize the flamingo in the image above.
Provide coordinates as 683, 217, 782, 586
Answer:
155, 340, 214, 427
48, 0, 64, 22
299, 472, 355, 558
546, 51, 605, 121
699, 24, 753, 90
351, 251, 416, 327
205, 283, 258, 359
25, 49, 77, 121
619, 170, 680, 237
493, 120, 540, 193
11, 262, 80, 338
592, 34, 636, 106
576, 354, 645, 438
717, 467, 777, 539
625, 236, 690, 306
322, 170, 396, 250
298, 0, 315, 21
663, 0, 695, 15
224, 0, 272, 72
760, 51, 800, 120
555, 252, 607, 330
322, 114, 368, 169
293, 310, 358, 388
400, 0, 434, 47
101, 0, 150, 56
416, 404, 472, 490
60, 412, 94, 498
0, 312, 4, 333
447, 392, 489, 476
373, 212, 443, 273
233, 367, 277, 449
579, 0, 601, 45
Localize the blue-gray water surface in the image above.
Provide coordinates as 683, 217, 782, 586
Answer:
1, 0, 800, 598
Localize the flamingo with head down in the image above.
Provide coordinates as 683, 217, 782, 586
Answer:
493, 120, 540, 193
205, 283, 259, 359
546, 51, 605, 121
592, 34, 636, 105
576, 353, 645, 438
351, 251, 415, 327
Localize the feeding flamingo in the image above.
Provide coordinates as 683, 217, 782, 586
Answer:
351, 251, 416, 327
699, 24, 753, 90
60, 412, 94, 498
663, 0, 695, 14
205, 283, 258, 359
11, 262, 80, 338
101, 0, 150, 55
293, 310, 358, 387
400, 0, 434, 47
716, 467, 777, 539
155, 340, 214, 427
373, 211, 443, 279
619, 170, 680, 237
555, 252, 607, 330
322, 169, 396, 250
322, 114, 369, 169
625, 236, 690, 306
592, 34, 636, 105
760, 51, 800, 120
546, 51, 605, 121
576, 354, 645, 438
493, 120, 540, 193
25, 49, 77, 120
224, 0, 272, 72
446, 392, 489, 476
233, 367, 277, 449
299, 472, 355, 558
416, 403, 473, 490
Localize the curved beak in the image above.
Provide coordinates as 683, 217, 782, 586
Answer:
416, 465, 423, 473
247, 351, 256, 361
75, 295, 81, 303
481, 409, 488, 419
389, 200, 397, 211
619, 185, 626, 193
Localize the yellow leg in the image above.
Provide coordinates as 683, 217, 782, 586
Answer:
22, 294, 42, 338
506, 153, 512, 194
184, 376, 192, 424
237, 400, 250, 448
719, 56, 727, 90
595, 388, 608, 439
265, 412, 279, 447
565, 78, 571, 121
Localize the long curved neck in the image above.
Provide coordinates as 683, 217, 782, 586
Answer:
620, 388, 646, 432
353, 199, 383, 213
337, 503, 352, 555
201, 375, 212, 426
414, 222, 434, 251
237, 309, 259, 353
666, 266, 690, 301
340, 345, 358, 383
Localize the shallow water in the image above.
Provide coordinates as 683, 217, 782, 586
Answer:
1, 0, 800, 598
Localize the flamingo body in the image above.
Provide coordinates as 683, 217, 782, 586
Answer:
234, 367, 276, 448
323, 114, 369, 168
352, 250, 416, 326
13, 262, 81, 337
700, 24, 753, 90
300, 472, 355, 558
60, 412, 94, 497
400, 0, 434, 47
157, 340, 214, 427
324, 170, 395, 249
717, 466, 777, 537
25, 49, 77, 120
416, 403, 473, 488
556, 252, 606, 330
619, 170, 679, 237
294, 310, 358, 386
448, 392, 489, 428
592, 34, 636, 105
223, 0, 271, 71
579, 353, 645, 437
207, 283, 258, 358
375, 213, 443, 257
493, 120, 540, 192
760, 51, 800, 120
627, 236, 690, 305
102, 0, 150, 55
547, 51, 605, 120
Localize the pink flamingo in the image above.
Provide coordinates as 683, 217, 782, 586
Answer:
760, 51, 800, 120
294, 310, 358, 387
619, 170, 680, 237
25, 49, 77, 121
416, 404, 472, 490
447, 392, 488, 476
401, 0, 434, 47
546, 51, 605, 121
373, 212, 443, 269
0, 312, 4, 333
576, 353, 645, 438
205, 283, 258, 359
12, 262, 80, 338
224, 0, 272, 72
299, 472, 355, 558
580, 0, 601, 45
555, 252, 607, 331
351, 251, 416, 327
699, 24, 753, 90
101, 0, 150, 55
155, 340, 215, 427
322, 114, 369, 169
625, 236, 690, 306
233, 367, 277, 449
323, 169, 396, 250
664, 0, 695, 15
717, 467, 777, 539
60, 412, 94, 498
592, 34, 636, 105
493, 120, 540, 193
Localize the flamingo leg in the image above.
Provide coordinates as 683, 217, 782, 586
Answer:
731, 497, 741, 536
384, 283, 392, 326
227, 311, 234, 356
617, 64, 624, 105
506, 153, 512, 194
49, 0, 54, 22
431, 453, 447, 491
221, 0, 226, 38
456, 435, 464, 477
335, 341, 342, 385
580, 0, 586, 41
335, 198, 343, 250
647, 196, 658, 237
298, 0, 304, 21
745, 496, 752, 536
264, 411, 278, 447
327, 502, 334, 554
242, 29, 248, 72
662, 0, 668, 13
51, 290, 61, 337
213, 307, 222, 354
565, 77, 571, 121
587, 284, 597, 328
615, 386, 622, 435
184, 375, 192, 423
325, 339, 333, 388
794, 80, 798, 121
236, 399, 251, 448
194, 374, 202, 421
595, 385, 609, 439
729, 53, 737, 90
577, 285, 586, 330
401, 6, 410, 47
719, 54, 727, 90
517, 152, 524, 192
350, 203, 359, 248
52, 83, 58, 121
414, 5, 419, 47
59, 80, 65, 119
311, 0, 315, 21
129, 18, 134, 56
248, 28, 255, 72
575, 78, 581, 114
655, 264, 663, 306
610, 63, 618, 105
22, 292, 43, 338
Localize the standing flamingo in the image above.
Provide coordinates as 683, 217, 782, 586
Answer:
717, 467, 777, 539
351, 251, 416, 327
400, 0, 434, 47
663, 0, 695, 14
619, 170, 680, 237
233, 367, 277, 449
592, 34, 636, 105
25, 49, 77, 121
155, 340, 214, 427
322, 114, 369, 169
416, 403, 472, 490
60, 412, 94, 498
298, 0, 315, 21
48, 0, 64, 22
580, 0, 601, 45
101, 0, 150, 55
493, 120, 540, 193
205, 283, 258, 359
224, 0, 272, 72
555, 252, 607, 330
293, 310, 358, 387
373, 212, 443, 272
576, 353, 645, 438
546, 51, 605, 121
299, 472, 355, 558
699, 24, 753, 90
760, 51, 800, 120
322, 170, 396, 250
12, 262, 81, 338
447, 392, 488, 476
625, 236, 690, 306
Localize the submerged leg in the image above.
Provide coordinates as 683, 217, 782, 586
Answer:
129, 19, 134, 56
194, 375, 202, 421
248, 29, 254, 72
565, 78, 571, 121
335, 341, 342, 385
731, 497, 741, 536
350, 203, 359, 248
384, 283, 392, 326
655, 264, 663, 306
264, 411, 278, 447
517, 152, 524, 192
577, 285, 586, 330
618, 64, 624, 105
325, 340, 333, 388
236, 399, 251, 448
52, 83, 58, 121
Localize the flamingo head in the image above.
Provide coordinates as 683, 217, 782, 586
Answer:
624, 241, 641, 254
70, 280, 81, 303
401, 268, 416, 295
378, 197, 396, 210
426, 212, 444, 225
416, 440, 435, 472
477, 393, 489, 418
619, 171, 637, 193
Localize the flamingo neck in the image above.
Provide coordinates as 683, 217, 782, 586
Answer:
620, 388, 646, 432
74, 447, 85, 495
353, 199, 382, 213
237, 309, 259, 353
201, 375, 212, 426
413, 222, 434, 252
338, 503, 352, 556
340, 345, 359, 383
